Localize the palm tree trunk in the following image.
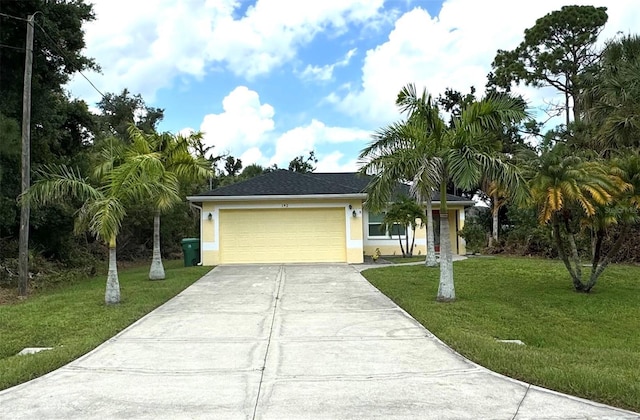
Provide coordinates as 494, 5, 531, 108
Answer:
436, 185, 455, 302
425, 196, 437, 267
490, 193, 499, 246
553, 219, 584, 291
149, 210, 165, 280
405, 225, 412, 257
396, 231, 406, 257
408, 225, 416, 257
586, 225, 629, 292
105, 243, 120, 305
567, 231, 582, 281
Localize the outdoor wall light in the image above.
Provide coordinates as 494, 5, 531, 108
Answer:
348, 204, 353, 210
207, 212, 213, 221
352, 210, 357, 218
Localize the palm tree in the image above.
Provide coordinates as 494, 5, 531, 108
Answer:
361, 83, 528, 301
525, 144, 630, 292
580, 35, 640, 154
381, 196, 425, 257
361, 111, 442, 268
24, 135, 177, 304
127, 127, 213, 280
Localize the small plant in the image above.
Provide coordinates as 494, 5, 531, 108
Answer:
372, 248, 381, 263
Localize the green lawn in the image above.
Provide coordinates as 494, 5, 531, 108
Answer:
362, 257, 640, 412
0, 260, 210, 391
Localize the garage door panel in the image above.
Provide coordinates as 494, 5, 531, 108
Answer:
219, 208, 346, 264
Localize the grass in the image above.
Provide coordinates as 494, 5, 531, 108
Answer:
384, 255, 425, 264
0, 259, 210, 391
361, 256, 640, 412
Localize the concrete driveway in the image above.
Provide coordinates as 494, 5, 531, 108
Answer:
0, 264, 638, 419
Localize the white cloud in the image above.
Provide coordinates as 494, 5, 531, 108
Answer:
270, 119, 370, 167
316, 151, 359, 172
69, 0, 384, 103
239, 147, 266, 167
300, 65, 334, 83
333, 0, 640, 125
191, 88, 370, 170
198, 86, 275, 157
298, 48, 358, 82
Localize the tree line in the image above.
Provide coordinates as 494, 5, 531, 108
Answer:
0, 0, 316, 302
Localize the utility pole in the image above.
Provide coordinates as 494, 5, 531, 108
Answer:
18, 14, 34, 297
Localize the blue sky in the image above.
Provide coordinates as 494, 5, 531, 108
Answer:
69, 0, 640, 172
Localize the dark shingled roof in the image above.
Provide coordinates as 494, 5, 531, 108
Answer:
193, 170, 472, 203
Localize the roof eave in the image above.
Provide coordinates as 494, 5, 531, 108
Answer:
187, 193, 368, 202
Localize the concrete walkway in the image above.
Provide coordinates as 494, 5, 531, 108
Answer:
0, 264, 638, 419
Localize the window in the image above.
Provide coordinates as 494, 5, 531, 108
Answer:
368, 212, 407, 238
368, 212, 385, 237
389, 223, 407, 237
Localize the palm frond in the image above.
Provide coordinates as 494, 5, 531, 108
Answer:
25, 164, 101, 206
87, 196, 126, 244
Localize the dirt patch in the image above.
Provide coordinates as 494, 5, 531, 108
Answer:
0, 287, 21, 305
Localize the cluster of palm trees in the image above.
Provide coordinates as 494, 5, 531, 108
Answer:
359, 84, 527, 301
24, 126, 212, 304
359, 36, 640, 301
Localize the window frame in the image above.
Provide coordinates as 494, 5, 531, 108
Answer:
367, 212, 407, 239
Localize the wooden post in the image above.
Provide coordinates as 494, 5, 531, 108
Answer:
18, 14, 34, 297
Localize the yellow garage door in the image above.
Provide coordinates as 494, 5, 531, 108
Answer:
219, 208, 346, 264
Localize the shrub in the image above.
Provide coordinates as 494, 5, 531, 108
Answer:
458, 217, 487, 254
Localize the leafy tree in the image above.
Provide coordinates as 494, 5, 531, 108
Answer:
361, 83, 528, 301
25, 135, 178, 304
457, 217, 486, 254
0, 0, 97, 263
490, 5, 608, 126
0, 1, 97, 121
381, 197, 424, 257
437, 86, 477, 124
239, 163, 265, 180
95, 89, 164, 140
260, 151, 319, 175
288, 151, 318, 173
223, 156, 243, 177
0, 114, 20, 237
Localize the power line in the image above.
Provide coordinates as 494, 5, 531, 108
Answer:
0, 42, 24, 51
0, 10, 107, 101
33, 19, 107, 101
0, 11, 34, 51
0, 11, 29, 21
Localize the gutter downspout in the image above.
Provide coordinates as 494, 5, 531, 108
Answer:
189, 203, 203, 265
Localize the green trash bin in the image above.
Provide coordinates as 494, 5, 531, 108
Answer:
181, 238, 200, 267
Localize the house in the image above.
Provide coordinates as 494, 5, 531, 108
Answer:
186, 170, 475, 265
